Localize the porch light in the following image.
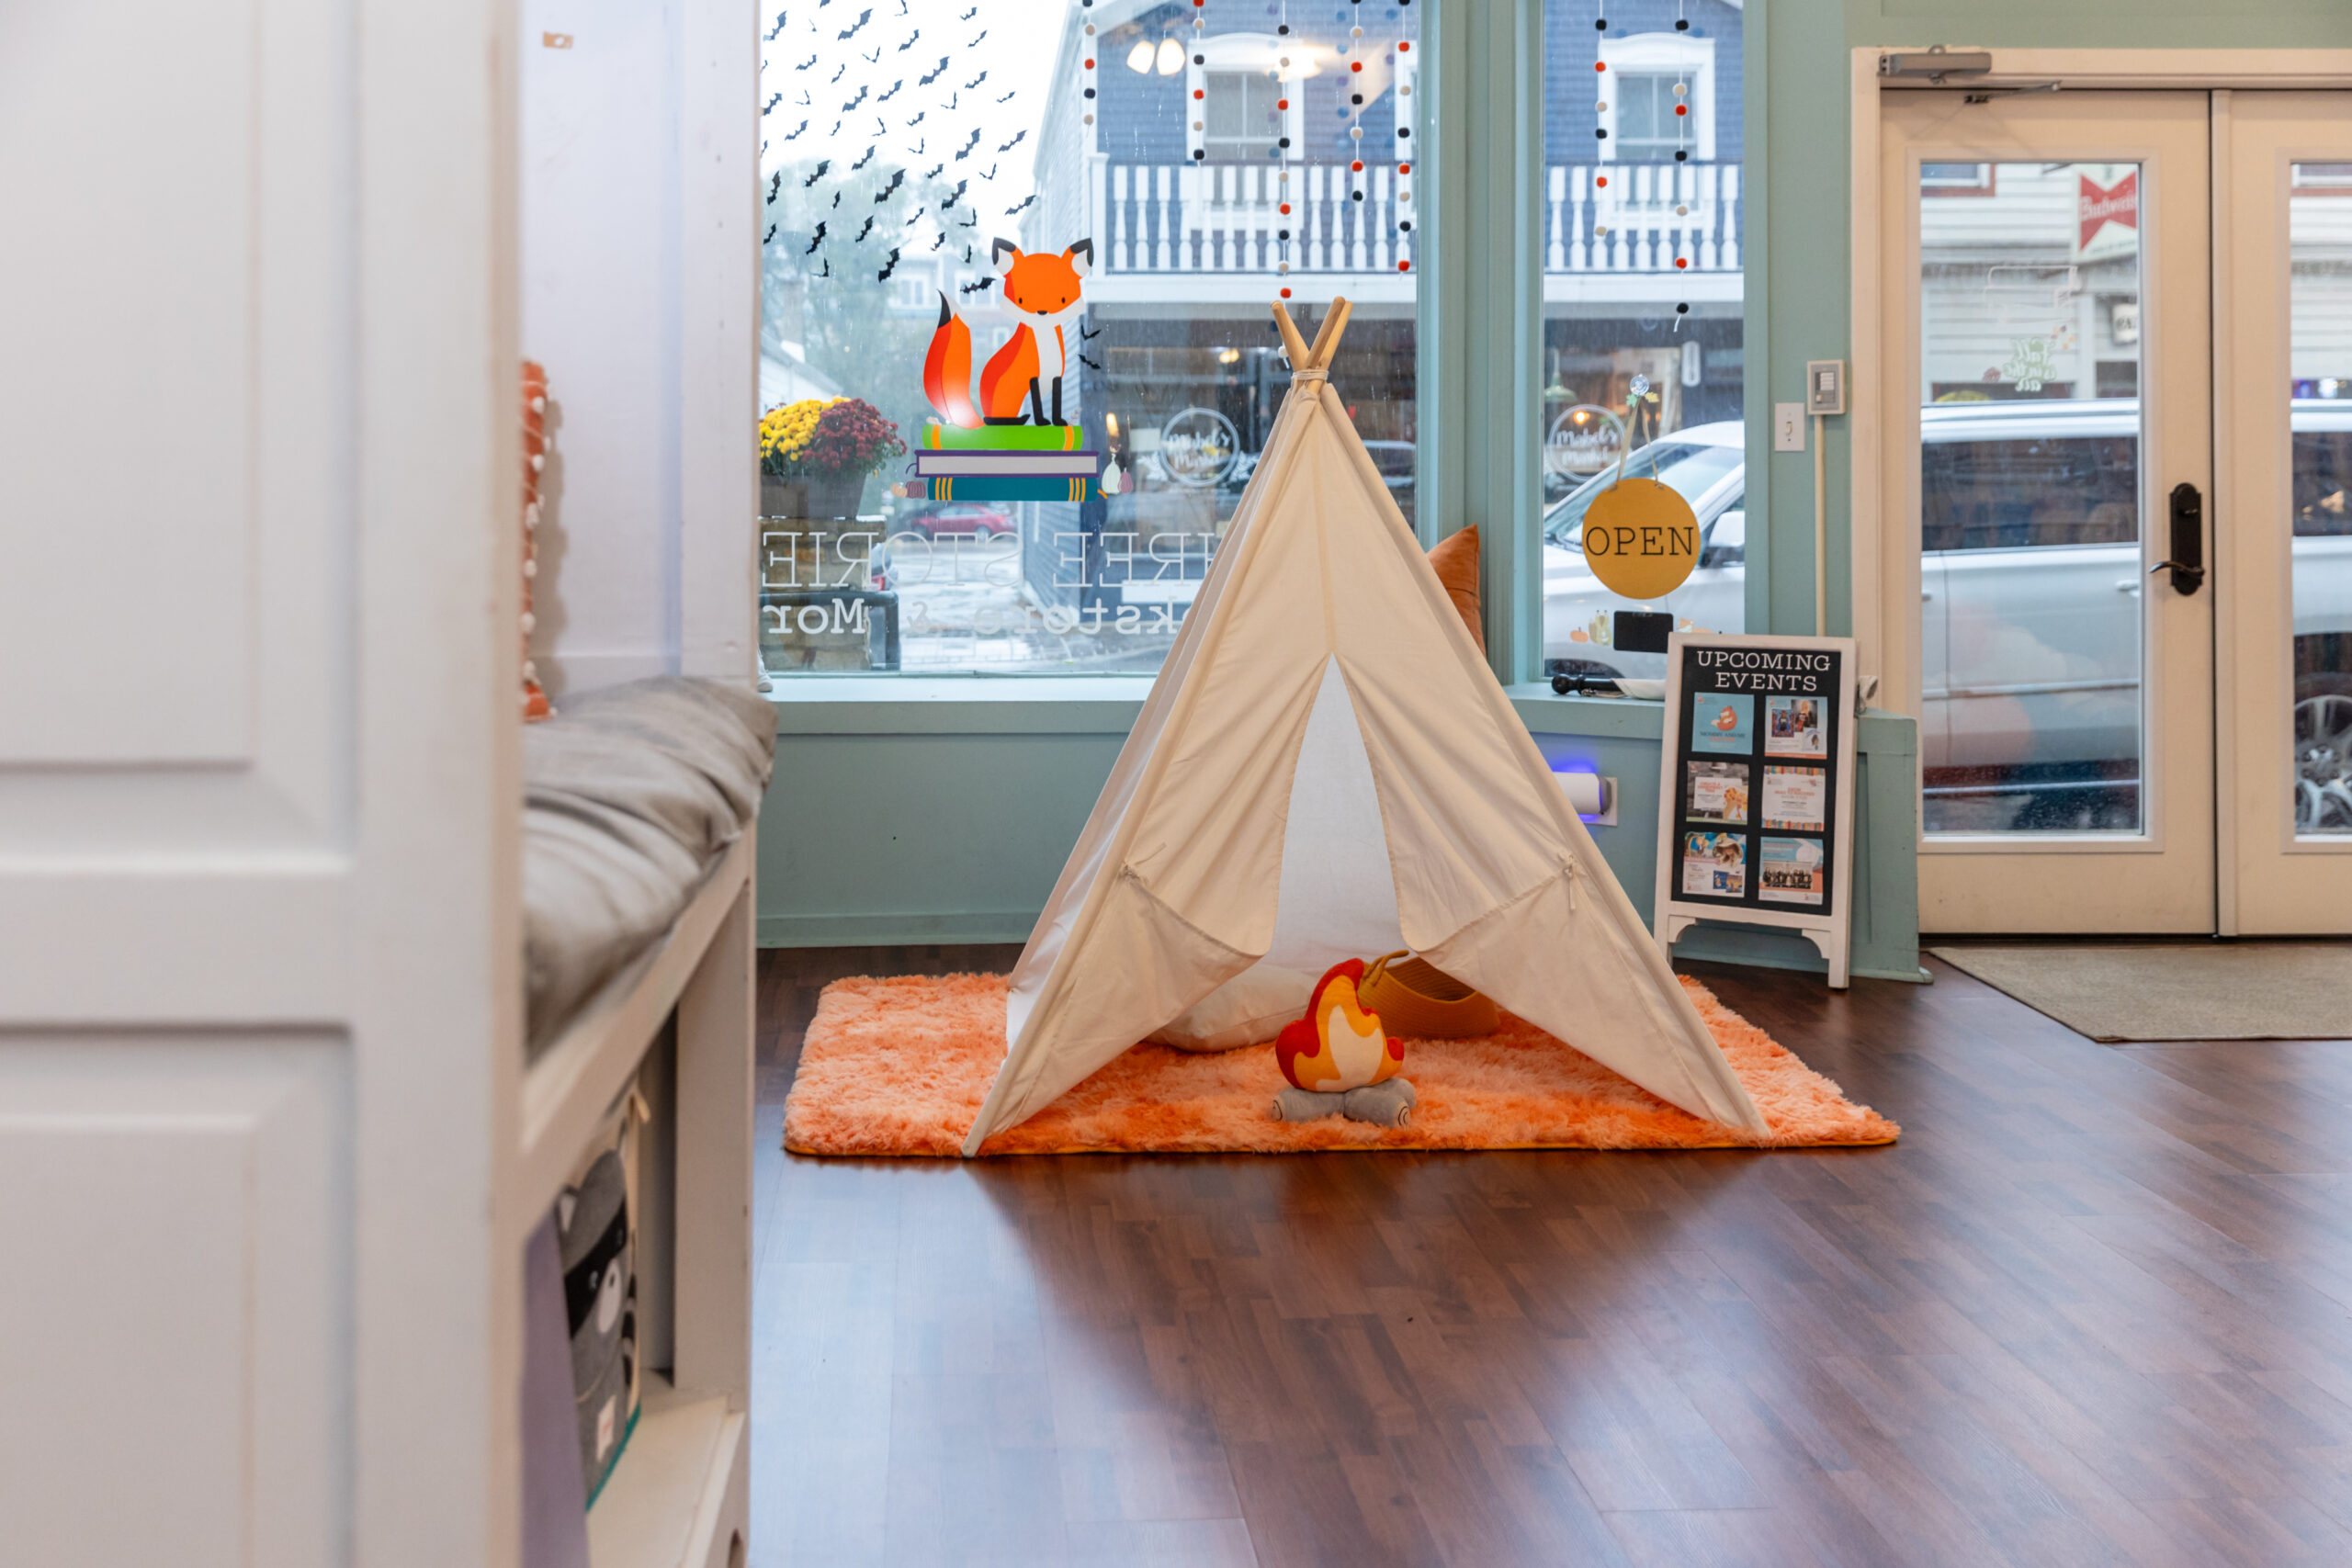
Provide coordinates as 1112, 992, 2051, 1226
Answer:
1125, 40, 1155, 73
1156, 39, 1185, 74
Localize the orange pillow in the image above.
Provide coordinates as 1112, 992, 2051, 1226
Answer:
1425, 524, 1483, 654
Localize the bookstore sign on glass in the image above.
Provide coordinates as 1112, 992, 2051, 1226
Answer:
753, 0, 1426, 677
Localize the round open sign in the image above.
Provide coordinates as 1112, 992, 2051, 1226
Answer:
1581, 475, 1702, 601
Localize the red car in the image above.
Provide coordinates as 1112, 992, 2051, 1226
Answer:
895, 501, 1016, 540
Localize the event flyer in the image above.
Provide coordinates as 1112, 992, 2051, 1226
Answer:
1690, 694, 1754, 754
1681, 831, 1747, 897
1661, 636, 1851, 931
1686, 761, 1750, 825
1760, 765, 1826, 830
1758, 837, 1826, 904
1765, 694, 1826, 758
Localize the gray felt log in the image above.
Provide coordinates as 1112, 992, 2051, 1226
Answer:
1343, 1077, 1417, 1128
1270, 1078, 1417, 1127
1271, 1087, 1348, 1122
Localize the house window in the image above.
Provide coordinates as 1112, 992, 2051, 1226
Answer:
1594, 29, 1717, 164
1922, 162, 1996, 195
1610, 74, 1685, 162
1204, 71, 1283, 162
755, 8, 1425, 678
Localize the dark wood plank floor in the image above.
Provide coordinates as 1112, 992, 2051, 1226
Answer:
747, 947, 2352, 1568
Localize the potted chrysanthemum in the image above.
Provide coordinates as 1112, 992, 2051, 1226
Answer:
759, 396, 905, 520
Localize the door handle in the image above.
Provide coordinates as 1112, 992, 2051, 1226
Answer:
2151, 481, 2205, 595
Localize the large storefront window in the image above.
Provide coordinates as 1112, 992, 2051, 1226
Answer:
757, 0, 1425, 677
1539, 0, 1745, 682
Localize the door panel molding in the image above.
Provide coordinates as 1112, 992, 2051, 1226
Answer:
1859, 54, 2352, 936
1874, 90, 2214, 931
2215, 90, 2352, 935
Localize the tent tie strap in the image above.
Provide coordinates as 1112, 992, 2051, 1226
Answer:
1289, 367, 1329, 387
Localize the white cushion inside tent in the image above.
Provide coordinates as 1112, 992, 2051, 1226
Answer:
1260, 658, 1407, 976
1146, 962, 1313, 1052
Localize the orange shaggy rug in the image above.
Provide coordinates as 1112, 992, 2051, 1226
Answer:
784, 973, 1898, 1156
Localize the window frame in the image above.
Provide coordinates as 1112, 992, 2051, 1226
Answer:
1596, 32, 1717, 164
1200, 69, 1284, 163
1609, 72, 1687, 162
1182, 33, 1311, 164
1920, 161, 1998, 196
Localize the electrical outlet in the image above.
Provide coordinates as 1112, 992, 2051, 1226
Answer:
1774, 402, 1805, 453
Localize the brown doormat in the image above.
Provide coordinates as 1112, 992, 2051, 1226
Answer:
1928, 943, 2352, 1042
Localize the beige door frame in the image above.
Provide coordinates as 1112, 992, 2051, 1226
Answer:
1850, 50, 2352, 935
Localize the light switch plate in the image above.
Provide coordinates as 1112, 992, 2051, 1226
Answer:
1806, 358, 1848, 416
1774, 403, 1804, 452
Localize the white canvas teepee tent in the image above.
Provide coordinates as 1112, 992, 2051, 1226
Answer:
961, 301, 1767, 1155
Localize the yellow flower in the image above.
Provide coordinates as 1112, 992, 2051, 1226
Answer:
761, 400, 822, 459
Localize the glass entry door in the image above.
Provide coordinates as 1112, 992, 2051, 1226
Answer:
2217, 94, 2352, 934
1881, 93, 2215, 932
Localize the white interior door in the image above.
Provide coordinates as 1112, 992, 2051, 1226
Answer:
1880, 92, 2215, 932
1, 4, 519, 1562
2216, 92, 2352, 935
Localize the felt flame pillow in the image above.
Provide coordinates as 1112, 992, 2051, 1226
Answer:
1275, 959, 1405, 1093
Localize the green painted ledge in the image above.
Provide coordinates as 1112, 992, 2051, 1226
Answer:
758, 679, 1924, 983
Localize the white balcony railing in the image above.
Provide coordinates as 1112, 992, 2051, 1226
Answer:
1096, 161, 1414, 276
1546, 161, 1740, 274
1086, 159, 1740, 284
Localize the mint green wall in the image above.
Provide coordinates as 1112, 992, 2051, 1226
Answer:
760, 690, 1928, 983
1748, 0, 2352, 638
758, 684, 1141, 947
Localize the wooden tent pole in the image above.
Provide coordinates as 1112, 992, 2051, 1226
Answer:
1271, 300, 1314, 372
1306, 296, 1353, 369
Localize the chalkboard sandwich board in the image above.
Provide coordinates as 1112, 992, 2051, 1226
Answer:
1653, 633, 1859, 987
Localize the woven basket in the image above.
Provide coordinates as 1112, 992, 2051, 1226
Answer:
1357, 952, 1499, 1039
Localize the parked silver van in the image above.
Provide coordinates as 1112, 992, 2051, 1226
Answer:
1543, 400, 2352, 832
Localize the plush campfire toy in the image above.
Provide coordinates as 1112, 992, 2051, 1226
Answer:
1270, 959, 1417, 1128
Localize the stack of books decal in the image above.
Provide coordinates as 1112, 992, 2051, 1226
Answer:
916, 423, 1103, 504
